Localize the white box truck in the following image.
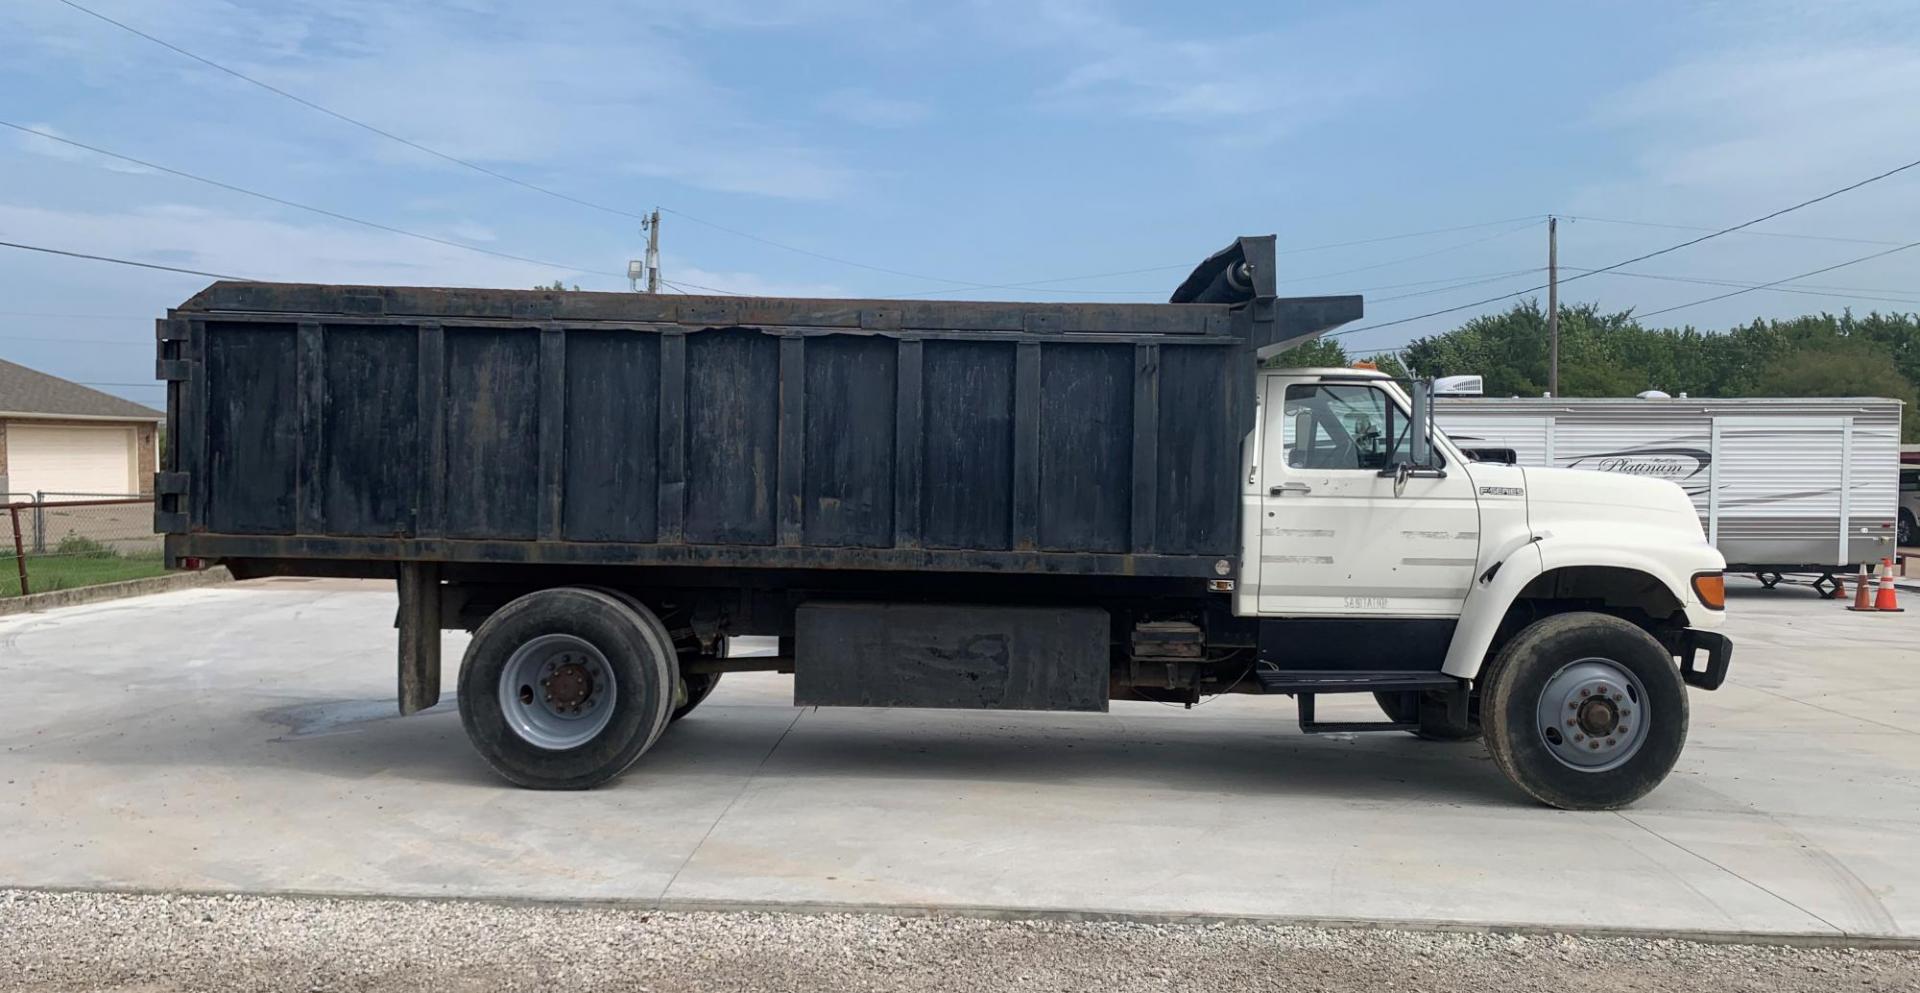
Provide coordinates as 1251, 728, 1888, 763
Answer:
1437, 395, 1902, 585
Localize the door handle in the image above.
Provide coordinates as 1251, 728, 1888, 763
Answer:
1269, 482, 1312, 495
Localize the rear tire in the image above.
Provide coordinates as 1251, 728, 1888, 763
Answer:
1481, 612, 1688, 810
457, 587, 674, 790
1372, 691, 1478, 741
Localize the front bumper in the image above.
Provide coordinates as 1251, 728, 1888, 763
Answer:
1679, 629, 1732, 690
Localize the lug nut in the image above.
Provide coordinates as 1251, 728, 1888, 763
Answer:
1589, 741, 1601, 749
1566, 719, 1576, 727
1606, 738, 1616, 747
1574, 734, 1585, 742
1580, 688, 1590, 697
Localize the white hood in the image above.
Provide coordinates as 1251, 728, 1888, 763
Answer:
1522, 465, 1708, 542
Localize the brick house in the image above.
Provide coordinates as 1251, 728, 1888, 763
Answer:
0, 358, 163, 499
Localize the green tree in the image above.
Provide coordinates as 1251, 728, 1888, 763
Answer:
1748, 339, 1920, 442
1262, 336, 1350, 368
534, 280, 581, 292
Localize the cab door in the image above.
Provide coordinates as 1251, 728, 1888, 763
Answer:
1254, 375, 1480, 617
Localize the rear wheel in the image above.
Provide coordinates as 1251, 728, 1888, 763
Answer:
1372, 690, 1478, 741
1481, 612, 1688, 810
457, 587, 674, 789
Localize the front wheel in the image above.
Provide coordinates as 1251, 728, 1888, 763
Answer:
1480, 612, 1688, 810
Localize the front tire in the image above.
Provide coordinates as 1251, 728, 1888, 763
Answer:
457, 587, 674, 790
1481, 612, 1688, 810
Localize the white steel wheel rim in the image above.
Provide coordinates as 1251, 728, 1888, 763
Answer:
498, 633, 617, 751
1534, 657, 1650, 773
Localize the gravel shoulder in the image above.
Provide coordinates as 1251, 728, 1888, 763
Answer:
4, 889, 1917, 993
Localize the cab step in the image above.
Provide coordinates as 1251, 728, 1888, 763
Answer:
1253, 670, 1464, 735
1253, 670, 1458, 694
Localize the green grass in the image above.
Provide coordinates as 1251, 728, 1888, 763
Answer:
3, 552, 169, 597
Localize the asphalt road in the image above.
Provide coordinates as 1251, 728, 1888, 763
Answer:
1, 575, 1916, 943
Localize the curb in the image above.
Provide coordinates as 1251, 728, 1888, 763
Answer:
0, 566, 234, 616
6, 884, 1918, 952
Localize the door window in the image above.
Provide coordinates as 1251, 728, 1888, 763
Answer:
1283, 384, 1398, 471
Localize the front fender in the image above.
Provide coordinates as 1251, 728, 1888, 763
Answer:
1440, 531, 1723, 680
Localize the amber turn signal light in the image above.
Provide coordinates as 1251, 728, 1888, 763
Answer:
1691, 572, 1725, 610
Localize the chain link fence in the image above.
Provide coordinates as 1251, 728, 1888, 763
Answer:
4, 496, 163, 597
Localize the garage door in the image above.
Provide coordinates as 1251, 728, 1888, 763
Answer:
7, 423, 136, 496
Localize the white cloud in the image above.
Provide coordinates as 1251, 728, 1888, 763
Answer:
0, 200, 584, 289
1556, 30, 1920, 330
973, 0, 1392, 142
818, 88, 929, 128
661, 260, 851, 298
2, 0, 864, 201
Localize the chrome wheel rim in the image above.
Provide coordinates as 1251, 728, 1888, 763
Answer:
497, 633, 616, 750
1535, 657, 1649, 772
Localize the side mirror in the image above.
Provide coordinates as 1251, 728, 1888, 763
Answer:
1409, 379, 1433, 470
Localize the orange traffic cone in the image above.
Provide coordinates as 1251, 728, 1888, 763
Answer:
1874, 559, 1904, 612
1848, 564, 1876, 611
1830, 574, 1849, 600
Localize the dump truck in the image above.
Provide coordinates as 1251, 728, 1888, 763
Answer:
153, 236, 1731, 809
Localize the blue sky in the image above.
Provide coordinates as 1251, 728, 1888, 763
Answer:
3, 0, 1919, 409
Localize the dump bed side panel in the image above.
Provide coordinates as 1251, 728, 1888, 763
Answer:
158, 290, 1253, 578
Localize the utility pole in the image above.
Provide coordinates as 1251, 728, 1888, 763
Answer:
643, 208, 662, 294
1547, 215, 1559, 397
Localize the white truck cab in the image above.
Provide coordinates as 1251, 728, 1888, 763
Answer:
1235, 367, 1730, 808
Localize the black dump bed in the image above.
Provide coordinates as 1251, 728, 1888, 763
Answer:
155, 236, 1360, 580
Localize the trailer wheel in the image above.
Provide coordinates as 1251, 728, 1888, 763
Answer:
456, 587, 674, 790
1481, 612, 1688, 810
1372, 691, 1478, 741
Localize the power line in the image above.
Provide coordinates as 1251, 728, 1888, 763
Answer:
660, 278, 744, 296
51, 0, 986, 289
884, 215, 1550, 298
0, 311, 150, 321
3, 120, 621, 281
0, 334, 151, 345
1368, 267, 1548, 303
0, 239, 243, 279
1276, 219, 1540, 286
1324, 153, 1920, 341
50, 0, 653, 224
1564, 266, 1920, 308
1634, 241, 1920, 320
1561, 215, 1906, 247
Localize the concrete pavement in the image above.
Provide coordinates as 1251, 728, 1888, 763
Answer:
1, 576, 1915, 939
